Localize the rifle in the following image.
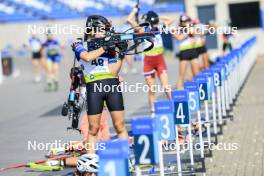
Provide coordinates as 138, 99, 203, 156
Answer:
61, 38, 84, 132
91, 22, 156, 56
135, 0, 139, 24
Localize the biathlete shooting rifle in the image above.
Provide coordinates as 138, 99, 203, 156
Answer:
62, 24, 156, 132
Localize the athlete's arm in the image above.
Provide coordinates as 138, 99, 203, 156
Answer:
127, 7, 144, 33
79, 48, 105, 62
159, 16, 174, 26
108, 57, 124, 76
171, 32, 188, 41
72, 42, 105, 62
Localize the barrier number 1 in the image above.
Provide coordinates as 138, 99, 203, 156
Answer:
104, 160, 116, 176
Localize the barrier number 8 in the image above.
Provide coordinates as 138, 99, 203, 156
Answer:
214, 72, 220, 87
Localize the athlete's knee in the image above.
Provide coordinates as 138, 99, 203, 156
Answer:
88, 124, 100, 136
113, 120, 126, 134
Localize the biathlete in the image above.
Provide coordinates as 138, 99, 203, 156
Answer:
127, 8, 173, 113
41, 32, 63, 91
172, 14, 200, 89
71, 15, 129, 175
222, 33, 233, 55
192, 18, 210, 69
28, 34, 43, 83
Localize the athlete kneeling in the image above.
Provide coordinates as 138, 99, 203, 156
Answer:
71, 15, 129, 175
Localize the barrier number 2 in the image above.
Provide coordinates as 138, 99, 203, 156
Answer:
138, 135, 151, 165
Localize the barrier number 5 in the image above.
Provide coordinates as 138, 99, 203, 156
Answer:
189, 92, 196, 111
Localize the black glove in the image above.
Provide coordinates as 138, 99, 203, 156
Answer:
116, 41, 128, 53
103, 36, 116, 51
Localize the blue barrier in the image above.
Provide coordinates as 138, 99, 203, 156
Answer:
97, 36, 257, 176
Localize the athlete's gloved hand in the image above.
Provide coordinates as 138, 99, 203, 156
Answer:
71, 41, 87, 61
103, 36, 116, 51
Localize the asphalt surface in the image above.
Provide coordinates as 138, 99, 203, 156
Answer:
0, 49, 178, 176
1, 48, 262, 176
205, 56, 264, 176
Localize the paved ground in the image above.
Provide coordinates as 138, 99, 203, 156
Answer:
0, 49, 178, 176
0, 48, 263, 176
205, 56, 264, 176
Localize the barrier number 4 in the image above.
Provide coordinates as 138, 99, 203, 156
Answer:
176, 103, 185, 123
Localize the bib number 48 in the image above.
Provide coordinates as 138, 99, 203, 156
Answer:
91, 58, 104, 66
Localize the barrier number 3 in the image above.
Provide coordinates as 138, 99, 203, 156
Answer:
160, 115, 170, 139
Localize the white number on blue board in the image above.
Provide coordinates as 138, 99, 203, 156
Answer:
199, 84, 206, 100
189, 92, 196, 111
214, 73, 220, 86
176, 103, 185, 123
160, 115, 170, 139
138, 135, 151, 165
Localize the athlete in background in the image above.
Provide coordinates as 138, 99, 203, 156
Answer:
172, 14, 200, 89
29, 34, 43, 83
127, 8, 173, 113
222, 33, 233, 55
192, 18, 210, 69
41, 33, 63, 91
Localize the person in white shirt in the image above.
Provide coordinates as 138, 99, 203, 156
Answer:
29, 34, 42, 83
